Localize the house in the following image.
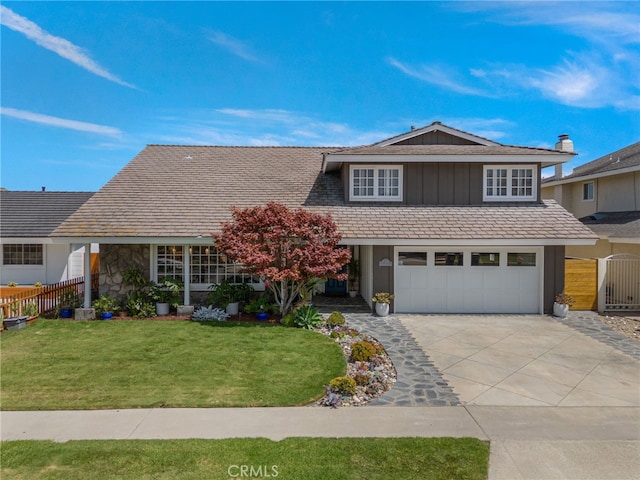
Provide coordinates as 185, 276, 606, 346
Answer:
0, 190, 96, 285
541, 141, 640, 258
51, 122, 597, 314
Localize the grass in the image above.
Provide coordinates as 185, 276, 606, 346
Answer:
0, 319, 346, 409
0, 437, 489, 479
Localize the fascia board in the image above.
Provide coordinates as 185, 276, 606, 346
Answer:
48, 237, 218, 245
376, 124, 500, 147
338, 238, 597, 246
0, 237, 54, 244
543, 165, 640, 186
324, 154, 572, 167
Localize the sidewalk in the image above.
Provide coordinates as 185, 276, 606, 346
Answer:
2, 406, 639, 479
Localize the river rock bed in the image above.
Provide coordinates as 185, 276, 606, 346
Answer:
313, 324, 396, 407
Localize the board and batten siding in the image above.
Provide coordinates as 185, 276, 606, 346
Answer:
344, 162, 543, 206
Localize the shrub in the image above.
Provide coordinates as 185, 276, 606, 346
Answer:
192, 306, 229, 322
127, 297, 156, 318
329, 376, 357, 395
326, 311, 346, 326
350, 340, 377, 362
293, 305, 323, 330
354, 372, 370, 386
281, 312, 296, 328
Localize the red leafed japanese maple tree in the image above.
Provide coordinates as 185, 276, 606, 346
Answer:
213, 203, 351, 315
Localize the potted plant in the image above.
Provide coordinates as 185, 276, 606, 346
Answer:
243, 296, 278, 321
348, 258, 360, 298
24, 301, 39, 322
553, 292, 575, 318
150, 277, 183, 315
207, 279, 253, 315
93, 294, 119, 320
58, 287, 80, 318
3, 300, 28, 330
372, 292, 395, 317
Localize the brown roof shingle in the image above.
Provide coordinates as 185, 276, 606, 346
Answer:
52, 145, 596, 242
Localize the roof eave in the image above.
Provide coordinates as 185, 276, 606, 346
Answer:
542, 164, 640, 187
324, 153, 574, 171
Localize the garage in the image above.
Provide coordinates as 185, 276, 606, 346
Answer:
394, 247, 542, 314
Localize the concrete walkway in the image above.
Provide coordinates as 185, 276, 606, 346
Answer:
2, 406, 639, 479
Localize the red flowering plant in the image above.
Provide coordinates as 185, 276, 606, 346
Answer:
213, 203, 351, 316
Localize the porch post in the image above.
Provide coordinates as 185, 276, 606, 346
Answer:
183, 244, 190, 305
83, 243, 92, 308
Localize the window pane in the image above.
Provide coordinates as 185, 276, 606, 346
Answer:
2, 244, 43, 265
398, 252, 427, 266
471, 252, 500, 266
507, 253, 536, 266
157, 245, 183, 279
435, 252, 463, 266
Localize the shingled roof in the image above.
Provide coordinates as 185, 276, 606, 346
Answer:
1, 190, 94, 238
545, 142, 640, 184
579, 211, 640, 240
51, 145, 596, 243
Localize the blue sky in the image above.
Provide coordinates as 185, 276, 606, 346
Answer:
1, 1, 639, 191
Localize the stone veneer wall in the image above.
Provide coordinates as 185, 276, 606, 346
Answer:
99, 244, 150, 300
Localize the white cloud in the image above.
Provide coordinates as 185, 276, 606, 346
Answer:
387, 57, 488, 96
1, 107, 122, 136
154, 108, 393, 147
208, 30, 264, 64
0, 5, 135, 88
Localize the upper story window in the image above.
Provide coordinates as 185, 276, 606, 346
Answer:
3, 244, 43, 265
483, 165, 537, 201
350, 165, 403, 201
582, 182, 594, 201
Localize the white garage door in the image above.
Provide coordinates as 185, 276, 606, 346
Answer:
394, 247, 542, 314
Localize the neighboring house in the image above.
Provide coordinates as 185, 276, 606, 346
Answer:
0, 190, 95, 285
52, 122, 596, 314
541, 141, 640, 258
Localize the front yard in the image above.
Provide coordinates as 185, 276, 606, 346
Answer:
0, 320, 346, 410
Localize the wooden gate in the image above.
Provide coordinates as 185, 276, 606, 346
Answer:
565, 259, 598, 310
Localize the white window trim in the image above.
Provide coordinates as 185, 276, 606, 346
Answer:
349, 165, 403, 202
582, 181, 595, 202
483, 165, 537, 202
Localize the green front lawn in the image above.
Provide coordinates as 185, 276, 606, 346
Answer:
0, 320, 346, 410
1, 438, 489, 480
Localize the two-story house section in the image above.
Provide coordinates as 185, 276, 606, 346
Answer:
52, 122, 596, 314
542, 141, 640, 258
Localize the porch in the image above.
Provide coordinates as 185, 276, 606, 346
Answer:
312, 293, 371, 314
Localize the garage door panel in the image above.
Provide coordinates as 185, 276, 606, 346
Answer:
395, 248, 541, 314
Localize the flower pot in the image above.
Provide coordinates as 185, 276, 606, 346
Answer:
349, 291, 357, 298
3, 316, 27, 330
156, 302, 170, 316
256, 312, 269, 321
553, 302, 569, 318
101, 312, 113, 320
226, 302, 239, 315
60, 308, 73, 319
375, 302, 390, 317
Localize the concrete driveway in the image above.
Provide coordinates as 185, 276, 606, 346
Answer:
399, 314, 640, 407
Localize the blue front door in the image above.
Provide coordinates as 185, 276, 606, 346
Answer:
325, 277, 347, 295
325, 248, 348, 295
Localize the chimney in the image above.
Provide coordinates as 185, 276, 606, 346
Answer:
41, 186, 46, 192
555, 133, 574, 152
